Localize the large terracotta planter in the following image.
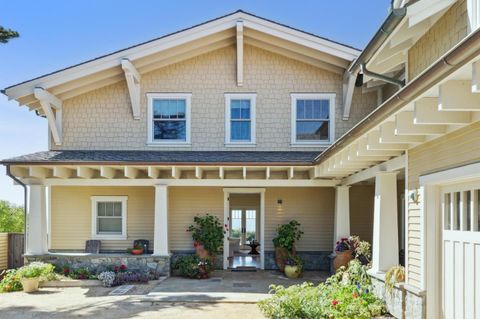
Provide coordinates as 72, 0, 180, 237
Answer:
274, 247, 288, 272
284, 265, 301, 279
195, 242, 209, 259
21, 277, 40, 293
333, 250, 353, 272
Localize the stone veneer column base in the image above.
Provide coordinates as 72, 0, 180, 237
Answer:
24, 253, 171, 277
370, 273, 426, 319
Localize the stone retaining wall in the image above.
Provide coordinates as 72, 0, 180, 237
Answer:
370, 275, 426, 319
25, 254, 170, 277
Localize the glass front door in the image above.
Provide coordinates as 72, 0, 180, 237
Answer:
230, 208, 257, 248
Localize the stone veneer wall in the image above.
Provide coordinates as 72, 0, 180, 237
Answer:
370, 275, 426, 319
24, 254, 171, 277
264, 251, 331, 271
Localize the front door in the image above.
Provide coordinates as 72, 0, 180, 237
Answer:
441, 182, 480, 318
230, 208, 257, 249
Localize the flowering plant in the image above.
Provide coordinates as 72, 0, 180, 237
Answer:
335, 237, 353, 252
98, 271, 116, 287
284, 255, 303, 267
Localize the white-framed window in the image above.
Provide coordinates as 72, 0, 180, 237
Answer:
91, 196, 128, 240
147, 93, 192, 146
224, 93, 256, 146
291, 93, 335, 145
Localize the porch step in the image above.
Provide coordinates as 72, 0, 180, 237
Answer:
231, 266, 257, 272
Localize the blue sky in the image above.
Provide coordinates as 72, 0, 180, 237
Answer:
0, 0, 391, 205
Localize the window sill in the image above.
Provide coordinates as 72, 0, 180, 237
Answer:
290, 143, 331, 148
225, 143, 257, 148
146, 142, 192, 147
92, 235, 127, 240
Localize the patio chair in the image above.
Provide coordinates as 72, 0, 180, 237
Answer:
85, 240, 101, 254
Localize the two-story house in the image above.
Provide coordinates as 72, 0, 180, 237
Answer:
3, 2, 480, 318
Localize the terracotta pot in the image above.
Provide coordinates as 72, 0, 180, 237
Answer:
21, 277, 40, 293
275, 246, 296, 272
131, 249, 144, 255
195, 243, 209, 259
333, 250, 353, 272
284, 265, 301, 278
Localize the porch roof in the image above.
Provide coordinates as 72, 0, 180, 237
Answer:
1, 150, 319, 166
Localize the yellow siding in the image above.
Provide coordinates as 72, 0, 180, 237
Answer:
407, 121, 480, 287
264, 187, 335, 251
0, 233, 8, 270
51, 186, 376, 254
168, 187, 224, 251
349, 185, 375, 243
51, 186, 155, 251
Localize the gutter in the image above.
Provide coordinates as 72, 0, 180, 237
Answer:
6, 165, 27, 253
314, 27, 480, 164
347, 7, 407, 74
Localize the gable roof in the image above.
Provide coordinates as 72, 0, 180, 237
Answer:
2, 10, 360, 111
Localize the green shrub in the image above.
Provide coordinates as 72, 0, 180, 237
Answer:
258, 260, 386, 319
173, 255, 213, 279
17, 262, 55, 279
0, 269, 23, 292
187, 214, 224, 255
272, 220, 303, 252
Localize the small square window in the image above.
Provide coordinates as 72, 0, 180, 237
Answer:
91, 196, 127, 240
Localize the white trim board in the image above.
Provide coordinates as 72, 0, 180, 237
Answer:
223, 188, 265, 270
5, 11, 359, 102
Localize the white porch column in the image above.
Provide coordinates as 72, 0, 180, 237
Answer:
371, 172, 399, 273
153, 185, 169, 256
27, 185, 47, 255
334, 186, 350, 249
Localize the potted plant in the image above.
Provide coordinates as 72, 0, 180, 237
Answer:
385, 265, 405, 294
272, 220, 303, 271
17, 262, 55, 293
284, 255, 303, 279
333, 237, 354, 272
350, 236, 371, 265
187, 214, 224, 270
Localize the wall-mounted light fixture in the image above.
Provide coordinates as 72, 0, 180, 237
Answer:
277, 199, 283, 205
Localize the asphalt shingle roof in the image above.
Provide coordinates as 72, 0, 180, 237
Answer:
1, 150, 321, 165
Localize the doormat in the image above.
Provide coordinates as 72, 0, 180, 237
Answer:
109, 285, 134, 295
231, 267, 257, 272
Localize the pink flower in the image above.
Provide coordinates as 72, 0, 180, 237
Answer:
332, 300, 338, 306
120, 264, 127, 271
114, 266, 119, 273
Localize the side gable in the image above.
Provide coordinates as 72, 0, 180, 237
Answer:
2, 10, 360, 113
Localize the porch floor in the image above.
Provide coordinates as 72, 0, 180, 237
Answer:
144, 270, 328, 303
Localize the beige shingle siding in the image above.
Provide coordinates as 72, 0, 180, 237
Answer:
407, 121, 480, 287
0, 233, 8, 270
55, 44, 376, 151
408, 0, 468, 80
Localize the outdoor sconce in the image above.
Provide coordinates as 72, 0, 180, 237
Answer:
277, 199, 283, 205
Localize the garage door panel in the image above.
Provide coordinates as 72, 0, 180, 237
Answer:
444, 240, 454, 319
442, 184, 480, 319
454, 241, 464, 319
464, 242, 475, 319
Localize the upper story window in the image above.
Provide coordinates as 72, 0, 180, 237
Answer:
291, 93, 335, 146
91, 196, 128, 240
224, 93, 256, 146
147, 93, 192, 146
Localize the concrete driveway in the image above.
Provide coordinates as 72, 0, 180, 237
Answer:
0, 286, 264, 319
0, 271, 328, 318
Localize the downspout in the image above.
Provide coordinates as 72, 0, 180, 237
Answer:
360, 63, 405, 87
5, 165, 27, 254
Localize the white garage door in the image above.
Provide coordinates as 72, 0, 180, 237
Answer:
442, 182, 480, 319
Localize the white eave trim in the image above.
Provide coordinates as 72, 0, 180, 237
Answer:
4, 11, 359, 101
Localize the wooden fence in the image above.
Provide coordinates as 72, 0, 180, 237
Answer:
0, 233, 24, 271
